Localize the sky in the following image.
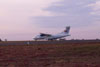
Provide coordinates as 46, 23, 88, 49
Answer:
0, 0, 100, 41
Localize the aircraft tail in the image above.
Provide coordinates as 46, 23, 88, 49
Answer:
63, 26, 70, 33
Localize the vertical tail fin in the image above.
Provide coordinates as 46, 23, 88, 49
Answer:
64, 26, 70, 33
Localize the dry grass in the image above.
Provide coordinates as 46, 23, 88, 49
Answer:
0, 41, 100, 67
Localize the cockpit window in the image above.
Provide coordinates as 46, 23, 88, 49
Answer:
40, 33, 51, 36
40, 34, 46, 36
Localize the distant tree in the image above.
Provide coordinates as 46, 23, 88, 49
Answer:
5, 39, 7, 41
96, 38, 99, 40
82, 39, 85, 40
71, 39, 75, 40
0, 38, 2, 42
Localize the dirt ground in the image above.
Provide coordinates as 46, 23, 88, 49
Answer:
0, 40, 100, 67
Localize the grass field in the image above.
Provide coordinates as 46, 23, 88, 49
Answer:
0, 41, 100, 67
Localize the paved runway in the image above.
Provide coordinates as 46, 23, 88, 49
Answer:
0, 40, 100, 45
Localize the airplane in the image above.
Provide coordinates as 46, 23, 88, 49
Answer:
34, 26, 71, 41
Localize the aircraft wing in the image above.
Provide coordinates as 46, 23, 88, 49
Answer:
40, 33, 52, 36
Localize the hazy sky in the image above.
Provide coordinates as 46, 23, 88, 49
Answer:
0, 0, 100, 40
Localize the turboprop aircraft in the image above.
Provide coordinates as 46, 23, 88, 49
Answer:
34, 26, 70, 41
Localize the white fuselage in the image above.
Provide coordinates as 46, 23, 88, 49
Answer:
34, 32, 70, 40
